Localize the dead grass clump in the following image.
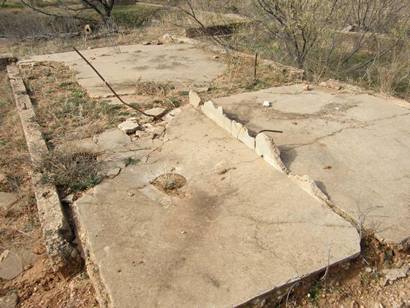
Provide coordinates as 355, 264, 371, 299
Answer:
208, 54, 301, 98
20, 62, 124, 146
151, 173, 186, 196
0, 72, 31, 192
135, 78, 175, 97
37, 150, 102, 198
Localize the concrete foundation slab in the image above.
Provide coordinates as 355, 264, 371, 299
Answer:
213, 85, 410, 246
73, 107, 359, 307
20, 43, 225, 98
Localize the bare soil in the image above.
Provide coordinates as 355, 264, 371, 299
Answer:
0, 71, 97, 307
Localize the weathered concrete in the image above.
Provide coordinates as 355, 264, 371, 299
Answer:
213, 84, 410, 247
73, 106, 359, 307
0, 192, 19, 211
189, 90, 201, 107
0, 250, 23, 280
20, 43, 225, 99
6, 65, 78, 271
255, 133, 288, 173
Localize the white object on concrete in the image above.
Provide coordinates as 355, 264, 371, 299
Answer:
262, 100, 272, 107
118, 118, 140, 134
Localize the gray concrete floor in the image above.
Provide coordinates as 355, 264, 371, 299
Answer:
73, 106, 359, 307
214, 85, 410, 246
21, 43, 225, 98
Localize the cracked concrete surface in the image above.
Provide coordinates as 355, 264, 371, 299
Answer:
213, 84, 410, 247
20, 43, 225, 99
72, 106, 360, 307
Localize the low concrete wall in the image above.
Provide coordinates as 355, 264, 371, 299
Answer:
198, 99, 287, 173
6, 64, 79, 272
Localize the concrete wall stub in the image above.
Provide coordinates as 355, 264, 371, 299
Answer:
6, 64, 79, 272
289, 173, 329, 203
189, 90, 201, 107
255, 133, 288, 173
201, 101, 218, 122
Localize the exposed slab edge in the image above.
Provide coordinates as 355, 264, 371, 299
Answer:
70, 202, 111, 308
199, 99, 361, 238
200, 100, 288, 173
6, 64, 79, 271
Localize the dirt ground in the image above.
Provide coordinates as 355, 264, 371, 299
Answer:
0, 71, 97, 307
1, 24, 409, 308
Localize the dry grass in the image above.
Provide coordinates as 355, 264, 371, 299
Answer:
20, 61, 125, 147
37, 150, 102, 198
206, 54, 302, 99
0, 72, 32, 192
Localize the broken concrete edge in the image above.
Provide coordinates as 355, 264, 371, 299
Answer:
198, 100, 363, 238
237, 248, 361, 307
70, 201, 111, 308
6, 64, 80, 272
199, 100, 288, 174
0, 54, 17, 71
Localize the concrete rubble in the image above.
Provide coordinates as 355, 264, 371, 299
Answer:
0, 292, 18, 308
118, 118, 140, 134
0, 250, 23, 280
0, 192, 18, 210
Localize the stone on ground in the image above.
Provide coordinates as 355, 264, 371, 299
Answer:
0, 292, 18, 308
213, 84, 410, 246
118, 118, 140, 134
73, 107, 359, 307
0, 250, 23, 280
0, 192, 18, 210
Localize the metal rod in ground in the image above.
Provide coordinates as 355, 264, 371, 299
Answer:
254, 52, 258, 80
72, 46, 156, 119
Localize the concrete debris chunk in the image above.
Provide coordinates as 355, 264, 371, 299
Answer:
118, 118, 140, 134
0, 192, 18, 210
145, 107, 166, 117
255, 133, 287, 173
0, 250, 23, 280
189, 90, 201, 107
0, 292, 18, 308
382, 265, 410, 286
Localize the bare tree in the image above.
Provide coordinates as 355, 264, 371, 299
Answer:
255, 0, 343, 69
20, 0, 117, 25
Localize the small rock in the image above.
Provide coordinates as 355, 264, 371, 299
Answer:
213, 55, 220, 59
0, 250, 23, 280
189, 90, 201, 107
118, 118, 140, 134
262, 100, 272, 107
365, 267, 373, 273
142, 41, 151, 46
0, 292, 18, 308
145, 107, 166, 118
0, 192, 18, 210
0, 173, 7, 185
303, 84, 313, 91
162, 33, 175, 43
382, 264, 410, 286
